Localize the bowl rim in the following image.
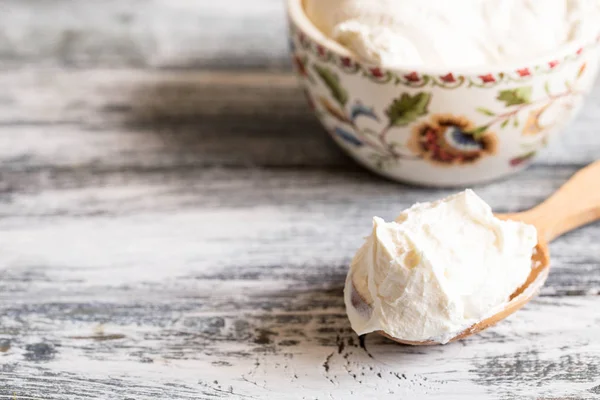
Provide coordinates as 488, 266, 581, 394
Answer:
288, 0, 599, 77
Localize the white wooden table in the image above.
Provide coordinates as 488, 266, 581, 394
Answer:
1, 2, 600, 399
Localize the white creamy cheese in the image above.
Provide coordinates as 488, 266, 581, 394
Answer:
344, 190, 538, 343
304, 0, 600, 67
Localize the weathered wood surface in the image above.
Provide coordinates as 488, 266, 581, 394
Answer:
0, 1, 289, 69
1, 69, 600, 399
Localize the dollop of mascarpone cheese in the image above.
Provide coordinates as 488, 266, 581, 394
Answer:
344, 190, 538, 344
304, 0, 600, 68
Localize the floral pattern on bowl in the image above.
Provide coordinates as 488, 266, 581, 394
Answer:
288, 11, 600, 187
409, 114, 498, 166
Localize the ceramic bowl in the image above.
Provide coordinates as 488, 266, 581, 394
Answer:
287, 0, 600, 186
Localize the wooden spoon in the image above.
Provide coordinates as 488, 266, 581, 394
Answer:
349, 160, 600, 345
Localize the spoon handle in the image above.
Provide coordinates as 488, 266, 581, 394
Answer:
518, 160, 600, 242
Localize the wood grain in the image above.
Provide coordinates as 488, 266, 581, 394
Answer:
0, 70, 598, 170
0, 1, 289, 69
2, 292, 600, 399
508, 160, 600, 242
1, 69, 600, 398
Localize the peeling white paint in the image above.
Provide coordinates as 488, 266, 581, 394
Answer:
0, 69, 599, 399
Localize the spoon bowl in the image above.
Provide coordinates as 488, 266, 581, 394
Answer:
349, 160, 600, 345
